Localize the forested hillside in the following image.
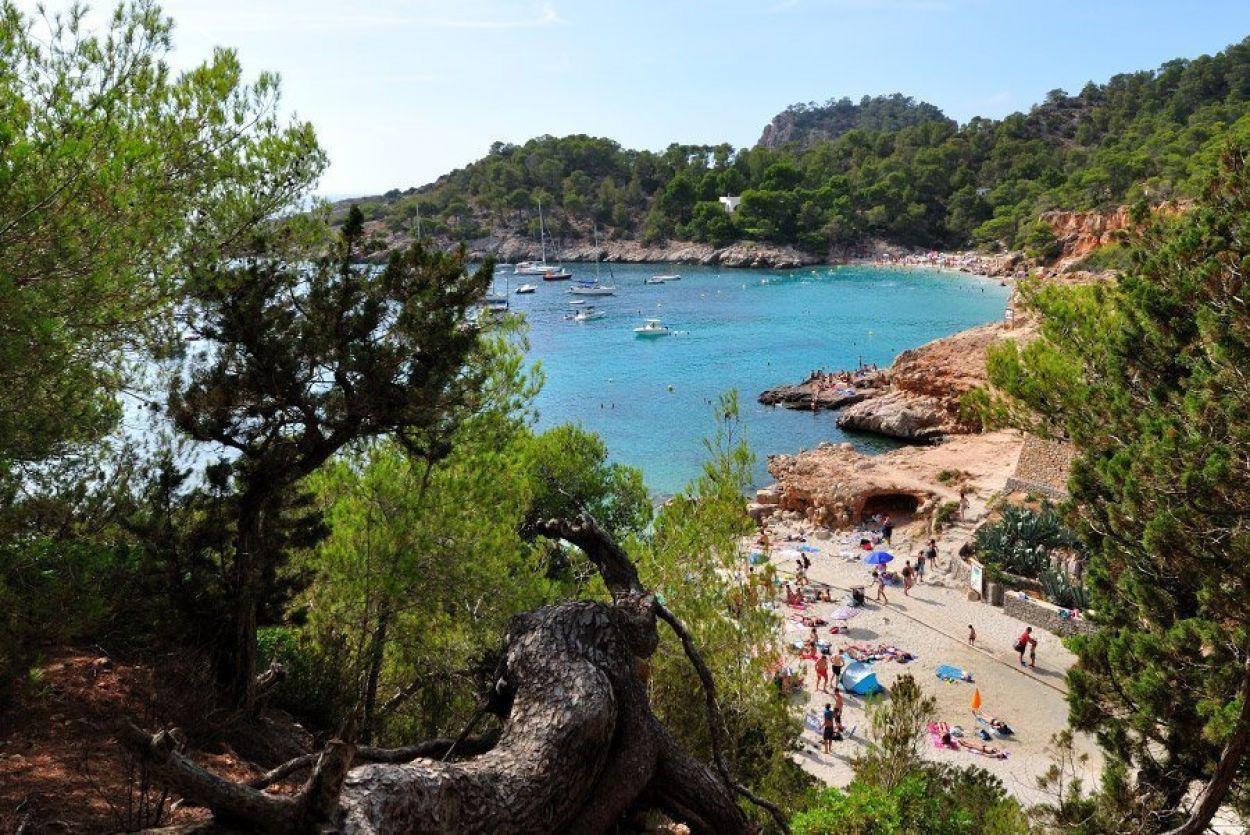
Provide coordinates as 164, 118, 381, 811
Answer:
346, 36, 1250, 256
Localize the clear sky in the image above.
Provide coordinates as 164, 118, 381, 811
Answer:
63, 1, 1250, 196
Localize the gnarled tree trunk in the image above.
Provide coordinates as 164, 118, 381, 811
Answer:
123, 514, 775, 834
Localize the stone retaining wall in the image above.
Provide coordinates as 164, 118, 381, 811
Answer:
1002, 593, 1096, 637
1005, 435, 1074, 500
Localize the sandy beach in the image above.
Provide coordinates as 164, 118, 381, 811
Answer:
755, 514, 1103, 808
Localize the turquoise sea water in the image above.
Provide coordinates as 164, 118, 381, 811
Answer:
495, 263, 1011, 495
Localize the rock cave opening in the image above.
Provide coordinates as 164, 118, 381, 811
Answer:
857, 491, 923, 526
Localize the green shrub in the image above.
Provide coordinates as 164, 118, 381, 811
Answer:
932, 501, 959, 532
1040, 567, 1089, 610
972, 503, 1078, 579
256, 626, 352, 732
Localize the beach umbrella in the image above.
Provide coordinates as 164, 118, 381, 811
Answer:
970, 688, 982, 711
864, 550, 894, 565
830, 607, 861, 623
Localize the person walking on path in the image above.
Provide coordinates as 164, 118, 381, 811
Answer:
814, 653, 829, 693
872, 569, 888, 605
924, 537, 938, 573
968, 624, 977, 646
914, 549, 926, 583
1014, 626, 1038, 667
901, 560, 914, 595
958, 490, 971, 522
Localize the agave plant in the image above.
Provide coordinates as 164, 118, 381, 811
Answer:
1040, 567, 1089, 610
973, 502, 1081, 579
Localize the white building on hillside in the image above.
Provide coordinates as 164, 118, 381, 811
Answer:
719, 195, 741, 213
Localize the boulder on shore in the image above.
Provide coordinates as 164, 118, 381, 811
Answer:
836, 391, 947, 442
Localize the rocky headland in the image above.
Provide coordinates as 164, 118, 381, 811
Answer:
759, 319, 1033, 443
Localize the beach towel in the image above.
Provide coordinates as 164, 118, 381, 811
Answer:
936, 664, 973, 683
798, 544, 820, 553
928, 722, 958, 750
803, 711, 822, 733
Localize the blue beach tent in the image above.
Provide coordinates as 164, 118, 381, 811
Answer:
840, 661, 883, 695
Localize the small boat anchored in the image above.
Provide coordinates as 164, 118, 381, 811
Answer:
633, 318, 671, 337
650, 273, 681, 282
515, 283, 537, 294
569, 225, 616, 294
573, 305, 606, 322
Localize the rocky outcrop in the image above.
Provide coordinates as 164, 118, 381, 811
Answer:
836, 391, 947, 442
758, 383, 877, 411
765, 430, 1024, 530
828, 321, 1030, 442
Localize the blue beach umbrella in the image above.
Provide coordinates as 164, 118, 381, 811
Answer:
864, 550, 894, 566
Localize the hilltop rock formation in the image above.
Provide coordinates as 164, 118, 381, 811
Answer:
757, 93, 953, 150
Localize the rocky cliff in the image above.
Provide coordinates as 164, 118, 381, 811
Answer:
1038, 202, 1186, 277
359, 223, 821, 270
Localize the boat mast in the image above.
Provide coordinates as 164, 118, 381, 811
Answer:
538, 199, 547, 265
593, 224, 601, 282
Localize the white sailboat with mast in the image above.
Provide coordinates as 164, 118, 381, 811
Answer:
568, 225, 616, 295
514, 199, 571, 279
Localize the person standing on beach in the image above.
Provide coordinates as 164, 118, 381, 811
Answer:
1015, 626, 1037, 666
822, 703, 836, 753
880, 513, 894, 545
901, 560, 914, 595
830, 650, 844, 689
924, 538, 938, 572
814, 653, 829, 693
958, 490, 970, 522
968, 624, 977, 646
872, 569, 888, 604
914, 549, 926, 583
833, 689, 844, 732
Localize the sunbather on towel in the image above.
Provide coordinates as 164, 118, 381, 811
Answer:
958, 739, 1008, 759
974, 712, 1014, 735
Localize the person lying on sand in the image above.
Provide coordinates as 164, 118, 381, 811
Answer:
957, 739, 1008, 759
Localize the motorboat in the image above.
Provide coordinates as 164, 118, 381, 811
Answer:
633, 318, 671, 337
515, 283, 537, 294
573, 306, 606, 322
644, 276, 666, 285
651, 273, 681, 282
542, 268, 573, 281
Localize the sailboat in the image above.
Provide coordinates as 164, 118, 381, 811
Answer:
515, 200, 571, 279
568, 226, 616, 295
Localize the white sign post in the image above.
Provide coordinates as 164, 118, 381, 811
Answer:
969, 559, 984, 598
